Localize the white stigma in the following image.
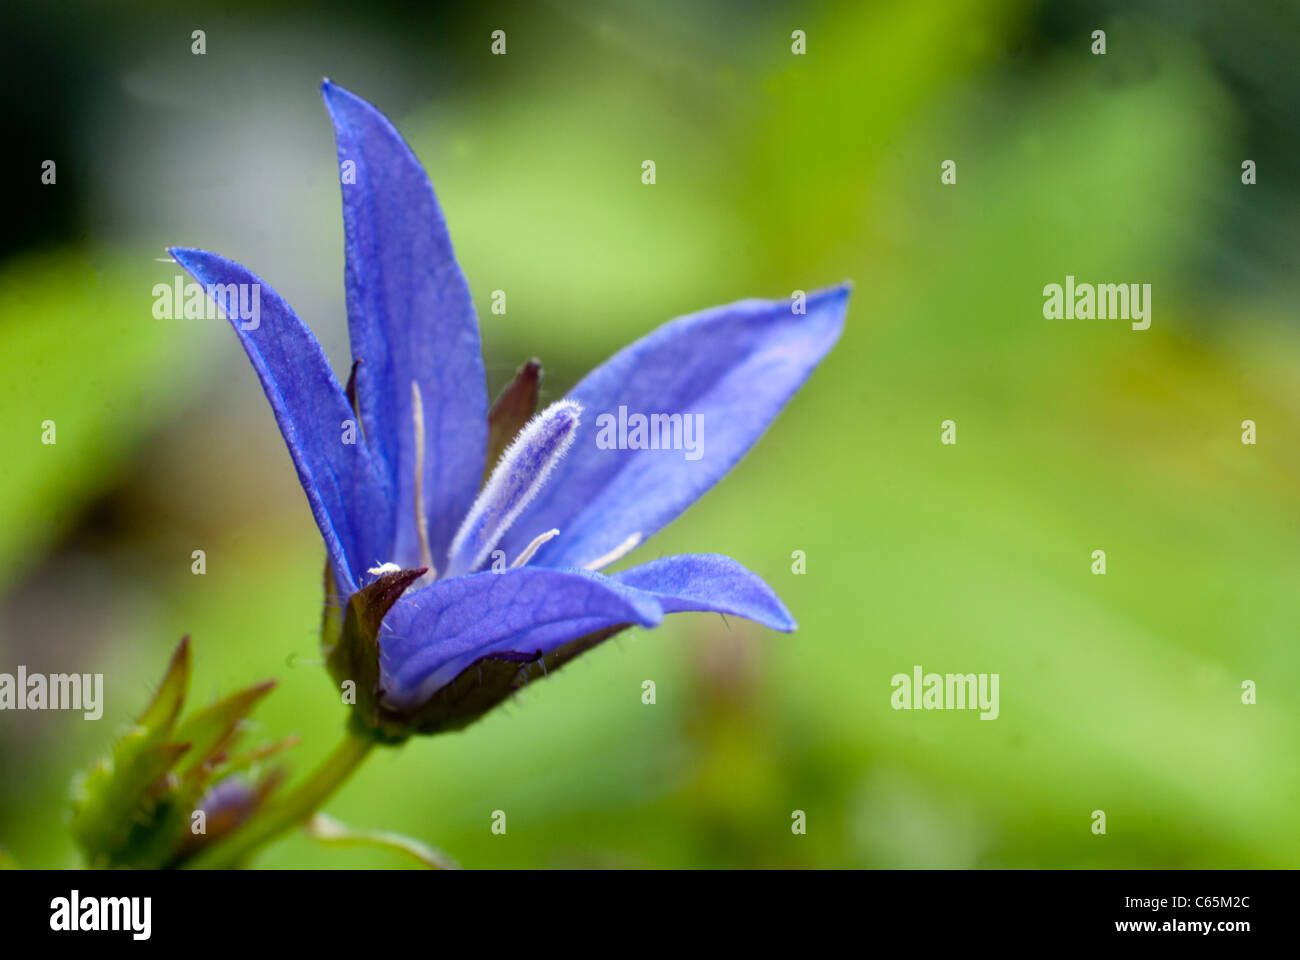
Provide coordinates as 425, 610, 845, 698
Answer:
583, 532, 643, 571
511, 528, 560, 568
367, 562, 402, 576
445, 399, 582, 577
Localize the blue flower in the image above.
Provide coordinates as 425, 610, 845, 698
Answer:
169, 81, 849, 737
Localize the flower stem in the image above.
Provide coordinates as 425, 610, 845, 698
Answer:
185, 726, 375, 869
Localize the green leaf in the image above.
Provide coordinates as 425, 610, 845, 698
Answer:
305, 813, 458, 870
0, 250, 195, 588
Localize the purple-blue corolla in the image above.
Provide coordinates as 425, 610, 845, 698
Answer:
169, 81, 849, 737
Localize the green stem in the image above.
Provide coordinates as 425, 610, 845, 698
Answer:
185, 726, 375, 869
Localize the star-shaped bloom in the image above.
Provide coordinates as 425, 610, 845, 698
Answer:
170, 81, 849, 738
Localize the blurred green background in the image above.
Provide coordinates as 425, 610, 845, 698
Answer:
2, 0, 1298, 868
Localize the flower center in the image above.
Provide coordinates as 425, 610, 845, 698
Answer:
443, 399, 582, 578
367, 396, 643, 582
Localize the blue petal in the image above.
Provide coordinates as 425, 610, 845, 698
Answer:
322, 80, 488, 569
377, 568, 663, 709
496, 285, 850, 570
459, 554, 797, 696
168, 247, 391, 595
610, 553, 796, 631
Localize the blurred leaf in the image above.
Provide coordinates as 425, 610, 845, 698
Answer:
305, 813, 458, 870
0, 249, 195, 586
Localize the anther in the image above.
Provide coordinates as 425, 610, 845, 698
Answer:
411, 381, 436, 579
511, 529, 560, 568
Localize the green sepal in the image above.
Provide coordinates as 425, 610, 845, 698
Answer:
221, 734, 300, 776
69, 638, 194, 861
323, 566, 427, 742
69, 637, 289, 868
70, 740, 192, 865
129, 635, 192, 754
171, 679, 276, 778
322, 556, 634, 740
483, 358, 541, 482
